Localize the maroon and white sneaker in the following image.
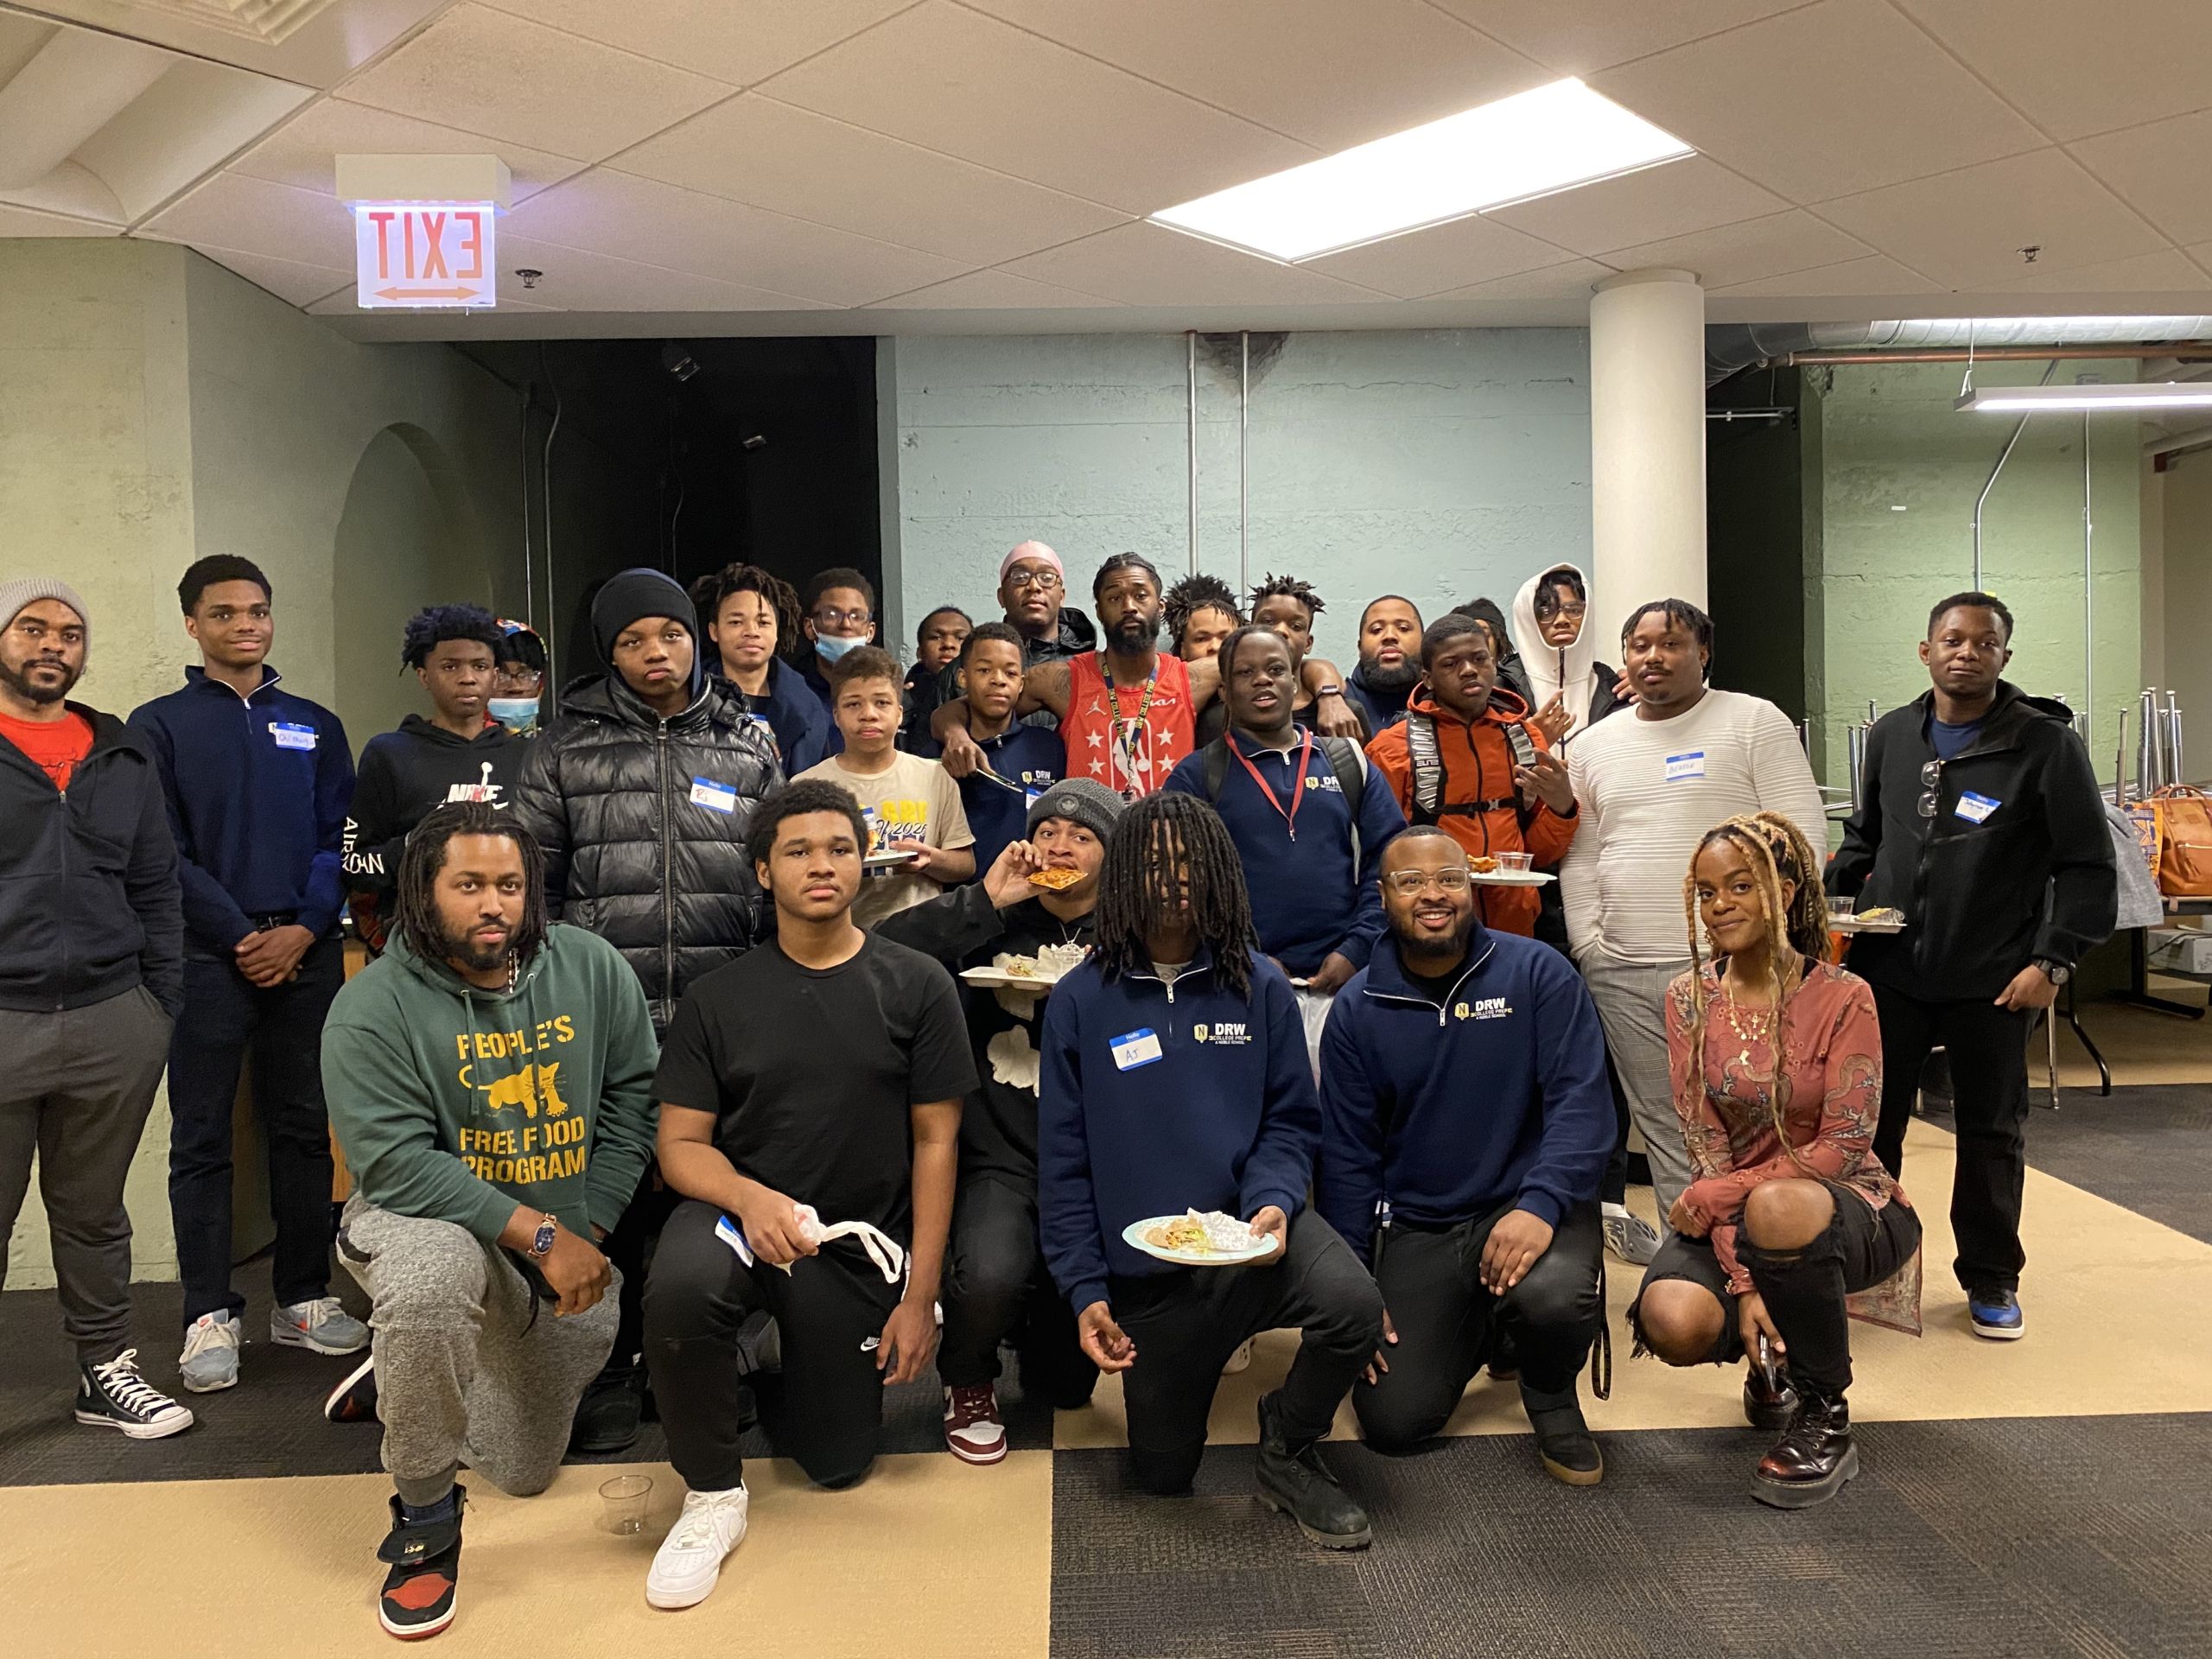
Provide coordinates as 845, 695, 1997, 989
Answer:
943, 1383, 1007, 1465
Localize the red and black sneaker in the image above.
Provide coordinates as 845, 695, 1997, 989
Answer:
943, 1383, 1008, 1465
326, 1355, 378, 1425
377, 1487, 463, 1640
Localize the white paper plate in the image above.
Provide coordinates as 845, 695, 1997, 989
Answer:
1122, 1217, 1281, 1267
862, 850, 918, 869
1830, 915, 1906, 935
1470, 868, 1554, 887
960, 966, 1061, 989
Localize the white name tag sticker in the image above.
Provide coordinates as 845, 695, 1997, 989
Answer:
1663, 750, 1705, 782
1110, 1027, 1164, 1071
269, 721, 317, 752
713, 1213, 755, 1268
690, 776, 738, 814
1955, 790, 2001, 823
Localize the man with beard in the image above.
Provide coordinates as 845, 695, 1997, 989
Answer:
906, 541, 1101, 740
932, 554, 1363, 799
1316, 829, 1612, 1484
0, 580, 191, 1440
321, 803, 659, 1638
1344, 596, 1423, 735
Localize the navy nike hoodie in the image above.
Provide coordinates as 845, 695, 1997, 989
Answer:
1316, 926, 1612, 1264
1039, 946, 1317, 1314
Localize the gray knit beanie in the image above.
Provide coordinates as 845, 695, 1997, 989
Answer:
1027, 777, 1126, 843
0, 577, 89, 643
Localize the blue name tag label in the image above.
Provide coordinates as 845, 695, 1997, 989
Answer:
269, 721, 317, 752
1664, 750, 1705, 782
1955, 790, 2001, 823
1110, 1027, 1163, 1071
690, 776, 738, 813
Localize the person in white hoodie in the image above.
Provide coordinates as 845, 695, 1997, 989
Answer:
1510, 564, 1630, 747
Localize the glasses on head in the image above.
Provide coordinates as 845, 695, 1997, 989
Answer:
1384, 868, 1473, 895
813, 607, 872, 630
1917, 758, 1942, 817
1005, 569, 1063, 593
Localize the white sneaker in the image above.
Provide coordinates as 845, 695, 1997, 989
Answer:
270, 1297, 371, 1356
178, 1311, 241, 1393
1222, 1338, 1255, 1376
646, 1485, 749, 1611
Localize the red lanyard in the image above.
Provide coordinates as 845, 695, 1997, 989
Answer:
1232, 728, 1314, 841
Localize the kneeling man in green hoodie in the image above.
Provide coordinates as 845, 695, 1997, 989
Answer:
321, 800, 659, 1641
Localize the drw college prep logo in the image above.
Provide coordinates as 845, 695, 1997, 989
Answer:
1456, 997, 1513, 1021
1193, 1020, 1249, 1046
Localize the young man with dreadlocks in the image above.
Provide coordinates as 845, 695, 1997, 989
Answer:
690, 563, 830, 776
1631, 811, 1920, 1510
1163, 571, 1242, 664
320, 802, 660, 1637
345, 605, 533, 957
1038, 793, 1385, 1546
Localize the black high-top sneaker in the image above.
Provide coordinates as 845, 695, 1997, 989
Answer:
1751, 1389, 1858, 1509
1254, 1390, 1372, 1549
75, 1350, 194, 1440
378, 1486, 465, 1639
1521, 1382, 1604, 1486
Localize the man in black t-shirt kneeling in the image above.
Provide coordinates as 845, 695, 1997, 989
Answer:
640, 781, 976, 1612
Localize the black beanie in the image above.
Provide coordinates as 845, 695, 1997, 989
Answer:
591, 568, 698, 668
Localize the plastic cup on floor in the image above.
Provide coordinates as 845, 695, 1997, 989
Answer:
600, 1473, 652, 1535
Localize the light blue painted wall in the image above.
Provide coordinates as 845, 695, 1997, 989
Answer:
883, 329, 1592, 668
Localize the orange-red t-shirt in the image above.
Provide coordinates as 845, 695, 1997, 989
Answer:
1058, 651, 1196, 800
0, 709, 93, 792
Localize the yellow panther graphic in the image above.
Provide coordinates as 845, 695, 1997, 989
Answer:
480, 1062, 569, 1119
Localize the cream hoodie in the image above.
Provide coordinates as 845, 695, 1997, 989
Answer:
1510, 563, 1599, 735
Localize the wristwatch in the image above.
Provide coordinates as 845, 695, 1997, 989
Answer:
526, 1213, 559, 1259
2034, 957, 2073, 986
1313, 683, 1344, 700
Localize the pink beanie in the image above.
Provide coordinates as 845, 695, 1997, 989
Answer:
1000, 540, 1063, 582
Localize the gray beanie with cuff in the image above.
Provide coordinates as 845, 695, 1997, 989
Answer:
0, 577, 89, 642
1026, 777, 1126, 843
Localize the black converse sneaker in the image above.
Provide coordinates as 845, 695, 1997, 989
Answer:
76, 1349, 194, 1440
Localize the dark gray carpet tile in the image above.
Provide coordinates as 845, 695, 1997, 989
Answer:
1051, 1414, 2212, 1659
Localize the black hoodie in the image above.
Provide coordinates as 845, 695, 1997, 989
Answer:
343, 714, 531, 951
1829, 681, 2115, 1001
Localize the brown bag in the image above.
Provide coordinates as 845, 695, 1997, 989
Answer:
2152, 786, 2212, 897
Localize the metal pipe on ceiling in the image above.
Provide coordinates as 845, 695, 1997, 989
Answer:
1971, 360, 2059, 590
1185, 331, 1198, 577
1786, 342, 2212, 365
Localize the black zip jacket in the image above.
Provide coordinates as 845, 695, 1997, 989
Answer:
342, 715, 531, 936
1829, 681, 2115, 1001
0, 703, 183, 1015
510, 671, 779, 1033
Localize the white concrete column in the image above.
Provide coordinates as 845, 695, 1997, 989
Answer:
1588, 268, 1707, 644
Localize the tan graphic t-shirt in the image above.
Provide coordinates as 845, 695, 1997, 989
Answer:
795, 749, 976, 929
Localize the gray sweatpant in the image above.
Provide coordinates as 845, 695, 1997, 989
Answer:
1580, 950, 1697, 1222
339, 1197, 619, 1506
0, 988, 174, 1363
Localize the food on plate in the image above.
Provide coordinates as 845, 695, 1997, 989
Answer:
989, 942, 1089, 980
1855, 906, 1904, 924
1140, 1209, 1267, 1257
1146, 1216, 1212, 1253
1468, 855, 1501, 874
1027, 864, 1085, 891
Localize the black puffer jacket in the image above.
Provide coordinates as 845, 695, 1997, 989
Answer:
512, 671, 779, 1032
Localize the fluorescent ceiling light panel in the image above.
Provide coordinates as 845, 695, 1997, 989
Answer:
1957, 383, 2212, 412
1150, 79, 1693, 263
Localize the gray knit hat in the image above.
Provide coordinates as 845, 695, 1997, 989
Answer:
0, 577, 89, 640
1027, 777, 1125, 842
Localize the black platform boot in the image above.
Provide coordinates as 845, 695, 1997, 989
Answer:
1751, 1388, 1859, 1509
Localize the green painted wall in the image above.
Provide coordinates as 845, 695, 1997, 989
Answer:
1810, 359, 2142, 787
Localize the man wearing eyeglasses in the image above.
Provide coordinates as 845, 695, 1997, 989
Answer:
1828, 591, 2113, 1344
798, 568, 880, 716
1315, 827, 1612, 1484
904, 543, 1100, 743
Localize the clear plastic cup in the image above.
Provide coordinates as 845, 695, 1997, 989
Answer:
1498, 851, 1534, 872
600, 1473, 652, 1535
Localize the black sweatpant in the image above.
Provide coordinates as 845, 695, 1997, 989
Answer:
1109, 1208, 1382, 1496
1869, 985, 2031, 1293
1355, 1200, 1603, 1450
166, 937, 343, 1325
938, 1176, 1096, 1408
645, 1198, 903, 1491
1634, 1185, 1921, 1397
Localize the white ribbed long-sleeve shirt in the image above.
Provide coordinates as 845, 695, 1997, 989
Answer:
1560, 689, 1826, 965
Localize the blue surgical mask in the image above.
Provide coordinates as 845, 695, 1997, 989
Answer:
488, 696, 538, 730
814, 631, 866, 663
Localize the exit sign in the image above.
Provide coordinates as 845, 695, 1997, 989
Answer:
351, 202, 498, 308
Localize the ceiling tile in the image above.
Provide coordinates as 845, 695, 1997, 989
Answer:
757, 1, 1316, 213
1487, 156, 1786, 256
1001, 220, 1389, 307
505, 169, 966, 305
1985, 248, 2212, 296
1431, 0, 1817, 74
1710, 253, 1936, 296
232, 99, 588, 202
139, 172, 355, 268
335, 3, 732, 163
613, 94, 1127, 264
963, 0, 1550, 150
874, 268, 1122, 309
475, 0, 912, 87
1306, 214, 1569, 299
493, 236, 835, 311
1895, 0, 2212, 143
1819, 150, 2166, 289
0, 203, 122, 237
195, 245, 354, 307
2071, 111, 2212, 249
1591, 0, 2045, 202
1416, 257, 1612, 304
1601, 210, 1874, 289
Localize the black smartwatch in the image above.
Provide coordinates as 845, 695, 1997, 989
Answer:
2033, 957, 2072, 987
527, 1213, 558, 1259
